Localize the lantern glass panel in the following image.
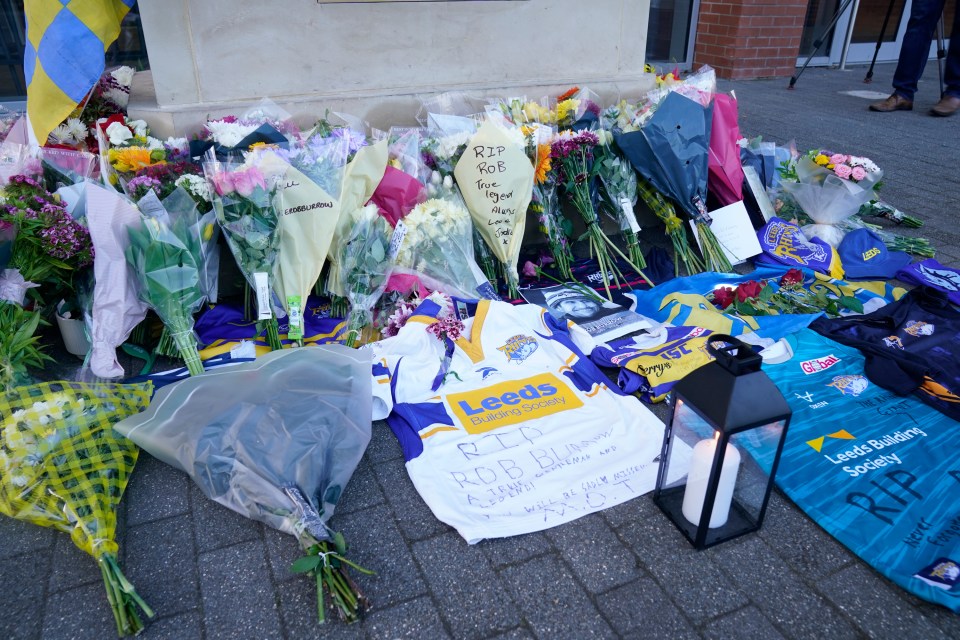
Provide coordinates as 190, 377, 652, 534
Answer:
656, 398, 788, 548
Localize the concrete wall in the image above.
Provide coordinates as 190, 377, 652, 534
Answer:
132, 0, 654, 136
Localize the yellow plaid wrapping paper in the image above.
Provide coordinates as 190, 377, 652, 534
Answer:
24, 0, 133, 145
0, 381, 151, 558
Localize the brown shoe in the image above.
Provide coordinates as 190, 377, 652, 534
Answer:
931, 95, 960, 117
869, 94, 913, 112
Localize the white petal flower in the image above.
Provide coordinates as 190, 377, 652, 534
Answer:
105, 121, 133, 146
110, 66, 135, 87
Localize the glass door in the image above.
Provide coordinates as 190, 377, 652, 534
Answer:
842, 0, 910, 63
646, 0, 701, 70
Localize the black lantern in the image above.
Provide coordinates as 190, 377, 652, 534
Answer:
653, 335, 792, 549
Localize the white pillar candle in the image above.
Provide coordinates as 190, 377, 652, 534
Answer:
681, 435, 741, 529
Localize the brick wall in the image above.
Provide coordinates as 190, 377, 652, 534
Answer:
693, 0, 809, 80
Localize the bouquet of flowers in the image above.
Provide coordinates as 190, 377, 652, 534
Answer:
550, 129, 651, 299
0, 270, 49, 388
454, 117, 535, 298
125, 190, 209, 376
269, 140, 348, 344
614, 66, 732, 272
204, 156, 284, 350
636, 173, 703, 276
708, 268, 863, 317
393, 180, 493, 300
114, 348, 374, 624
338, 204, 393, 347
777, 148, 882, 246
324, 139, 389, 316
0, 174, 94, 307
96, 115, 168, 193
0, 381, 154, 636
594, 130, 646, 270
190, 99, 300, 162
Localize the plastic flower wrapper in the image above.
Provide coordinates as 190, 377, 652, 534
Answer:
113, 347, 374, 624
594, 129, 646, 270
325, 139, 389, 316
707, 91, 745, 207
393, 177, 495, 300
269, 141, 348, 344
86, 182, 149, 378
454, 117, 535, 298
189, 98, 299, 162
204, 155, 284, 350
778, 149, 882, 247
614, 67, 732, 273
36, 146, 98, 192
550, 129, 652, 300
0, 270, 48, 389
124, 189, 208, 376
0, 381, 154, 636
337, 204, 392, 347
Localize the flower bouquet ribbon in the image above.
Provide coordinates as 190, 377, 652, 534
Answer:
204, 157, 284, 350
455, 119, 535, 298
125, 189, 208, 376
0, 381, 154, 636
114, 347, 374, 624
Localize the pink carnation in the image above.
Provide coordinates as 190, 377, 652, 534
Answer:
850, 166, 867, 182
833, 163, 853, 180
829, 153, 848, 165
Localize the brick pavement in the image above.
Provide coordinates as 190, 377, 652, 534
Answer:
1, 61, 959, 639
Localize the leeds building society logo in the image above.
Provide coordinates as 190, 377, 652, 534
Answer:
805, 429, 855, 452
497, 335, 539, 363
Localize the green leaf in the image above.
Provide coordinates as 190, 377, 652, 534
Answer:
370, 240, 385, 263
839, 296, 863, 313
290, 555, 322, 574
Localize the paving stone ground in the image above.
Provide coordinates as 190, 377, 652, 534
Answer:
2, 61, 959, 639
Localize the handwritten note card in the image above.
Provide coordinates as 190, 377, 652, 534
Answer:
690, 200, 762, 265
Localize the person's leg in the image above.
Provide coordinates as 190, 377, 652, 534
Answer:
892, 0, 947, 99
943, 0, 960, 97
930, 0, 960, 114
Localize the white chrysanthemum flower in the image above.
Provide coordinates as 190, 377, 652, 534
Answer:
175, 174, 212, 202
127, 119, 149, 138
110, 66, 135, 87
102, 87, 130, 109
146, 136, 164, 151
206, 120, 259, 148
165, 136, 189, 152
438, 131, 473, 159
105, 121, 133, 146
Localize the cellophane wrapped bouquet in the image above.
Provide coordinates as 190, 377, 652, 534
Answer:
338, 203, 392, 347
114, 348, 374, 624
125, 189, 210, 376
204, 151, 284, 350
0, 381, 154, 636
777, 149, 883, 247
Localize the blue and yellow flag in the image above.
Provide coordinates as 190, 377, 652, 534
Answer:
24, 0, 133, 144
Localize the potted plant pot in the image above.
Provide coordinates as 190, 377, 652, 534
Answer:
56, 300, 90, 358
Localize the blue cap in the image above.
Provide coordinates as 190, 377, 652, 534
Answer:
837, 228, 912, 280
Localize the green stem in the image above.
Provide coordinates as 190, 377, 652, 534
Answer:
265, 316, 283, 351
171, 329, 204, 376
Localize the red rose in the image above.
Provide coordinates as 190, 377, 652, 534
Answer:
779, 268, 804, 287
712, 287, 735, 309
736, 280, 763, 302
96, 113, 127, 134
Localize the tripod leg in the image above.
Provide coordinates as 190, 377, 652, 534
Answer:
936, 14, 946, 95
790, 0, 857, 88
865, 0, 898, 82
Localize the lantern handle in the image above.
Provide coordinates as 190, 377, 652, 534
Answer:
707, 335, 763, 375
